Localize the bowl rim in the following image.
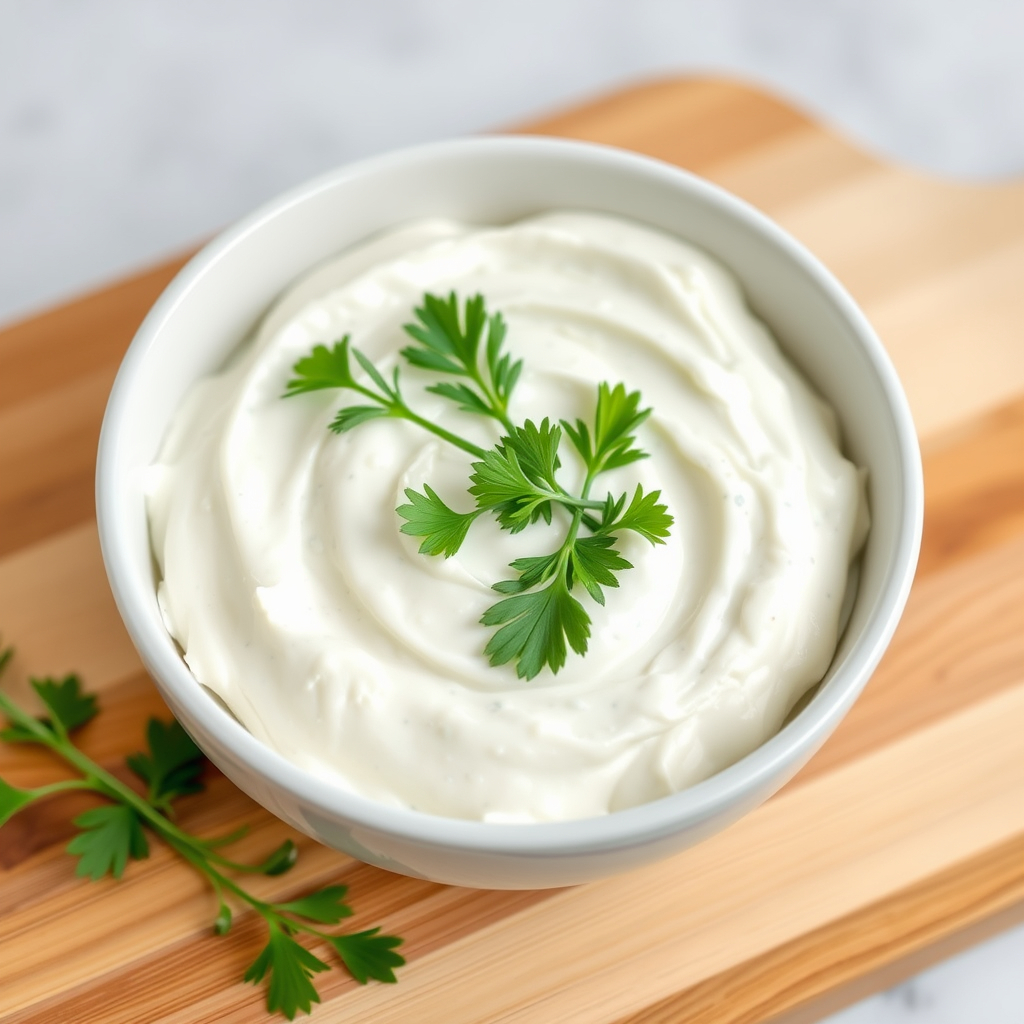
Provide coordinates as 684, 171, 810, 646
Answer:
96, 134, 923, 857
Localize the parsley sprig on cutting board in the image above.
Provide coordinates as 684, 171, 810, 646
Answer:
286, 292, 673, 679
0, 646, 403, 1020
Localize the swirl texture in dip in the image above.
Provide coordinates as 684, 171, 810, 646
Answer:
147, 212, 868, 823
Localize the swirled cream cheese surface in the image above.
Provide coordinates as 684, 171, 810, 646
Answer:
147, 212, 868, 822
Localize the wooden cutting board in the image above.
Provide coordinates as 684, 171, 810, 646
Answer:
1, 79, 1022, 1024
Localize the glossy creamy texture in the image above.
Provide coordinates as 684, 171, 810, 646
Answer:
147, 213, 868, 822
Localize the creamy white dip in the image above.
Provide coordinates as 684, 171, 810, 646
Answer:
147, 212, 868, 822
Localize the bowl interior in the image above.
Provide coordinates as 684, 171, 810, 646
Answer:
98, 137, 921, 857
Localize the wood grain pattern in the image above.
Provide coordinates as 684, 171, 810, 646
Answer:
0, 259, 189, 559
619, 834, 1024, 1024
1, 77, 1022, 1023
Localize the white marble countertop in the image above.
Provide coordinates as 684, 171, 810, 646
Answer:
1, 2, 1022, 1019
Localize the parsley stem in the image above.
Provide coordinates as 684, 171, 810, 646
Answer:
167, 831, 274, 913
551, 484, 605, 511
53, 741, 182, 827
562, 508, 584, 557
467, 364, 513, 432
13, 709, 309, 927
0, 692, 52, 742
30, 726, 299, 882
201, 824, 250, 848
31, 730, 238, 863
345, 374, 489, 458
167, 835, 325, 940
393, 407, 487, 459
345, 381, 389, 404
29, 778, 97, 799
290, 922, 345, 943
581, 466, 600, 501
203, 846, 286, 873
0, 683, 289, 880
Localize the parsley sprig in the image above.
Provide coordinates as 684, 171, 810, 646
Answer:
286, 292, 673, 680
283, 335, 483, 457
0, 646, 403, 1019
402, 291, 520, 430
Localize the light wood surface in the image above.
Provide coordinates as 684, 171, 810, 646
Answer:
1, 78, 1022, 1023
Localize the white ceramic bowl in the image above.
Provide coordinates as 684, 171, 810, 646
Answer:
96, 137, 922, 889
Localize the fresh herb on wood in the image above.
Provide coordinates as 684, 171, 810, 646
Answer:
286, 292, 673, 679
0, 645, 404, 1020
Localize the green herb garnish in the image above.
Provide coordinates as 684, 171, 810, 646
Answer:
0, 645, 404, 1020
286, 291, 673, 679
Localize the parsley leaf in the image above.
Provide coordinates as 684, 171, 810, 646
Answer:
562, 382, 651, 475
403, 292, 520, 426
0, 673, 97, 744
483, 311, 522, 411
277, 885, 353, 924
396, 485, 481, 557
126, 718, 205, 811
284, 339, 402, 437
490, 551, 561, 595
403, 291, 479, 375
0, 719, 38, 744
425, 381, 494, 418
502, 418, 562, 489
569, 536, 632, 606
591, 382, 652, 470
482, 578, 591, 679
468, 446, 548, 526
351, 347, 396, 397
0, 776, 36, 827
32, 674, 98, 736
245, 922, 330, 1021
467, 421, 572, 532
600, 490, 627, 526
602, 484, 673, 544
462, 420, 567, 532
329, 404, 390, 434
257, 838, 300, 876
67, 804, 149, 879
282, 339, 358, 395
325, 929, 405, 985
